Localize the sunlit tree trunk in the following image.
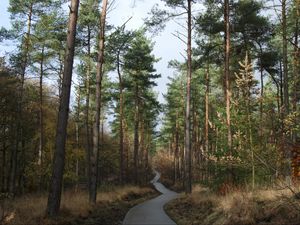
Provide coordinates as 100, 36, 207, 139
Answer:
46, 0, 80, 217
90, 0, 108, 203
184, 0, 192, 194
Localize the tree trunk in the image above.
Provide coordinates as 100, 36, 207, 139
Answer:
224, 0, 232, 152
140, 119, 145, 182
75, 90, 80, 190
224, 0, 234, 185
292, 0, 299, 114
174, 112, 179, 183
38, 45, 45, 168
280, 0, 291, 180
85, 25, 92, 191
282, 0, 289, 115
38, 45, 45, 189
1, 136, 6, 192
246, 79, 254, 189
205, 63, 210, 154
90, 0, 108, 204
9, 3, 33, 195
259, 45, 264, 140
57, 53, 64, 98
184, 0, 192, 194
117, 52, 125, 184
46, 0, 79, 217
134, 84, 139, 184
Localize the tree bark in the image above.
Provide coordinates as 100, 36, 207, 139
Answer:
75, 90, 80, 190
38, 45, 45, 167
85, 25, 92, 191
117, 51, 125, 184
46, 0, 79, 217
38, 45, 45, 189
134, 84, 140, 184
259, 45, 264, 140
282, 0, 289, 115
1, 133, 6, 192
184, 0, 192, 194
292, 0, 299, 113
174, 112, 179, 183
205, 64, 210, 154
90, 0, 108, 204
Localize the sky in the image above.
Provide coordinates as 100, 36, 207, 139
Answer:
0, 0, 187, 104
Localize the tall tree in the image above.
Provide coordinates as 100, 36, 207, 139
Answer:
46, 0, 80, 217
146, 0, 194, 194
123, 30, 160, 184
8, 0, 34, 195
77, 0, 99, 192
224, 0, 232, 153
8, 0, 58, 194
106, 25, 133, 183
184, 0, 192, 194
90, 0, 108, 204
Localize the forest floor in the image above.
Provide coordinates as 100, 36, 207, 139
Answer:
165, 184, 300, 225
1, 185, 158, 225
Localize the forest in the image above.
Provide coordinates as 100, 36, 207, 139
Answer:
0, 0, 299, 224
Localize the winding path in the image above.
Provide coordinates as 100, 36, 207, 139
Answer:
123, 171, 179, 225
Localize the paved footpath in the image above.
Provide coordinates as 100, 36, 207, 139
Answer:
123, 171, 179, 225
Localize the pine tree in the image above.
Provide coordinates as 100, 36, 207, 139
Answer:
46, 0, 80, 217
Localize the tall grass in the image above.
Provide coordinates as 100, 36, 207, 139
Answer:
1, 185, 152, 225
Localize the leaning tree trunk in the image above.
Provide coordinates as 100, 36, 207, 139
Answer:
90, 0, 108, 204
46, 0, 80, 217
184, 0, 192, 194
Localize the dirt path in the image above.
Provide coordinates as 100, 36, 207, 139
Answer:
122, 171, 179, 225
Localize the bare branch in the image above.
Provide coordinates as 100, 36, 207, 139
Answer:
180, 52, 187, 61
172, 32, 187, 45
173, 19, 187, 31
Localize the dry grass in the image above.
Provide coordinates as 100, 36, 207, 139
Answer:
166, 184, 300, 225
1, 185, 154, 225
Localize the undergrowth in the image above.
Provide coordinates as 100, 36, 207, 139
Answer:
1, 185, 157, 225
165, 184, 300, 225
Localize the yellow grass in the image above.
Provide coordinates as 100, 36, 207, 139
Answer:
168, 184, 300, 225
2, 185, 151, 225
